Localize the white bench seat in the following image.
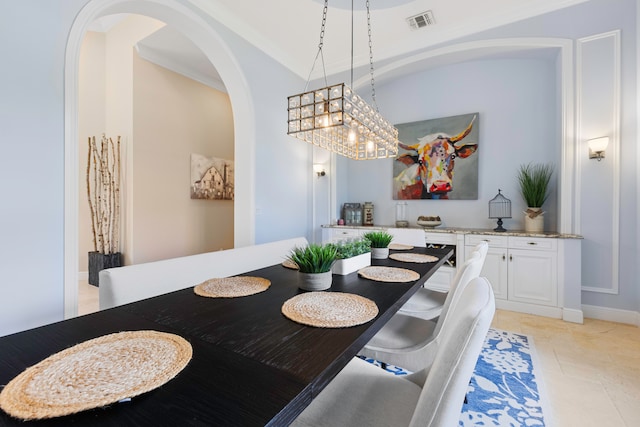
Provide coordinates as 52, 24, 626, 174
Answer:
99, 237, 308, 310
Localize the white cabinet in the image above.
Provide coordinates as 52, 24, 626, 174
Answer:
321, 225, 582, 322
465, 235, 509, 300
465, 234, 558, 311
423, 231, 460, 293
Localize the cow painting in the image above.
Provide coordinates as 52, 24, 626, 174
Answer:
393, 114, 479, 200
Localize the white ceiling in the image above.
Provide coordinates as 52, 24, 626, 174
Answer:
94, 0, 590, 90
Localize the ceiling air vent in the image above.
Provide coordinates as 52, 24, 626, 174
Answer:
407, 11, 435, 30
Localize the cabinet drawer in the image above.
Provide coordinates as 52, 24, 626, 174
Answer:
424, 232, 457, 245
508, 236, 557, 251
327, 227, 363, 242
465, 234, 508, 248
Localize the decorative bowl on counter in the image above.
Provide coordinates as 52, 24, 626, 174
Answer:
416, 216, 442, 228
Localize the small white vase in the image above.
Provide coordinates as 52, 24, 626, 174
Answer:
298, 271, 332, 291
371, 247, 389, 259
524, 207, 544, 233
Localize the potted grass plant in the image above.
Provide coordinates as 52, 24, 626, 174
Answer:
517, 163, 554, 233
330, 238, 371, 275
287, 244, 338, 290
363, 230, 394, 259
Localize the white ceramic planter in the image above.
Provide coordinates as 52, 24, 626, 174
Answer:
298, 271, 332, 291
371, 247, 390, 259
524, 207, 544, 233
331, 252, 371, 275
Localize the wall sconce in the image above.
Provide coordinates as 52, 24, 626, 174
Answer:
313, 163, 326, 177
588, 137, 609, 161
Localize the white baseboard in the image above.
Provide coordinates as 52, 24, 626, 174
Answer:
562, 308, 584, 324
582, 304, 640, 326
495, 299, 563, 319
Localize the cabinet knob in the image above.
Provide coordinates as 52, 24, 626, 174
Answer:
510, 254, 513, 261
502, 254, 506, 261
528, 242, 537, 245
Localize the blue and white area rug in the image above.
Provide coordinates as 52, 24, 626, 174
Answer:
358, 328, 551, 426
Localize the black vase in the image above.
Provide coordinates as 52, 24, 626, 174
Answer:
88, 252, 122, 286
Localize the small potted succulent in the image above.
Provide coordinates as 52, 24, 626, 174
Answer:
363, 230, 394, 259
287, 244, 338, 291
329, 238, 371, 275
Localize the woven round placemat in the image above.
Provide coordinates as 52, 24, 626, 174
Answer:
0, 330, 192, 420
281, 292, 379, 328
358, 266, 421, 283
389, 253, 439, 263
194, 276, 271, 298
388, 243, 413, 250
282, 259, 299, 270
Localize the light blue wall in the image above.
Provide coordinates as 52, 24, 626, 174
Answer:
339, 58, 558, 231
0, 0, 636, 336
206, 18, 311, 244
0, 0, 311, 336
333, 0, 638, 315
0, 1, 88, 336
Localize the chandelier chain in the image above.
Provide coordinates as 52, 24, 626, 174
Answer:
366, 0, 378, 112
318, 0, 328, 50
304, 0, 329, 92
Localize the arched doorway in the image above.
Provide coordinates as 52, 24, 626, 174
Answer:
64, 0, 256, 318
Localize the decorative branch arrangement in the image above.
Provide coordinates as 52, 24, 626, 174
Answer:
87, 134, 121, 254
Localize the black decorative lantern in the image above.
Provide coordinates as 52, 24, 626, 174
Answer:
489, 189, 512, 232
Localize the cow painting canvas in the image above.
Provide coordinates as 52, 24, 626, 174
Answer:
393, 113, 479, 200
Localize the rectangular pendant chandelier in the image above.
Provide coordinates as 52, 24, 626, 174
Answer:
287, 83, 399, 160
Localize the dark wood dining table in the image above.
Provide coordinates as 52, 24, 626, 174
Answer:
0, 246, 452, 426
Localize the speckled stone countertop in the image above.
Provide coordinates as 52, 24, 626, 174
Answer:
322, 224, 583, 239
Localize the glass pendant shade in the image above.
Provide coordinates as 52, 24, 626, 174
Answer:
288, 83, 398, 160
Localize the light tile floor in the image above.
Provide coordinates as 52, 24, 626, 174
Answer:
78, 282, 640, 426
492, 310, 640, 427
78, 279, 99, 316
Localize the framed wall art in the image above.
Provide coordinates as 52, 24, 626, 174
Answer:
393, 112, 479, 200
190, 153, 234, 200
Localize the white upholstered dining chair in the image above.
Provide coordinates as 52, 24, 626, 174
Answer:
357, 244, 488, 373
398, 241, 488, 321
290, 277, 496, 427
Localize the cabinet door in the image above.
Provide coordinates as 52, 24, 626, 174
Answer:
466, 246, 508, 300
507, 248, 557, 306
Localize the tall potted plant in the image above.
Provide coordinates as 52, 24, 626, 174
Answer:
517, 163, 554, 233
86, 134, 123, 286
287, 244, 338, 291
363, 230, 394, 259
